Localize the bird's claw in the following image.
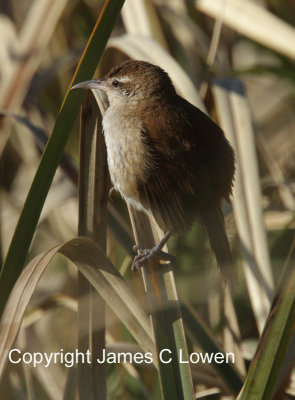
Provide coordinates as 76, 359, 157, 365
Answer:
131, 248, 176, 272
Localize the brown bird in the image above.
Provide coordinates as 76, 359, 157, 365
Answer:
72, 60, 235, 280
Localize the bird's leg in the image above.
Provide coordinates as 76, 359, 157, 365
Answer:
132, 231, 175, 272
109, 187, 116, 201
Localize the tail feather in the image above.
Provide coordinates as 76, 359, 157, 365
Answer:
201, 207, 236, 284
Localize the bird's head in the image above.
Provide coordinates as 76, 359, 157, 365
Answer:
71, 60, 176, 106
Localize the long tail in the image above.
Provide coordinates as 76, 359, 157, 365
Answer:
201, 207, 235, 283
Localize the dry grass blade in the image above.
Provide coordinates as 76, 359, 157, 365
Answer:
0, 0, 67, 155
195, 0, 295, 60
212, 79, 274, 334
121, 0, 167, 48
200, 0, 226, 99
0, 237, 155, 380
159, 6, 211, 67
0, 15, 17, 81
0, 0, 67, 106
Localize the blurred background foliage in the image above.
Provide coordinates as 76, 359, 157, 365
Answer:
0, 0, 295, 399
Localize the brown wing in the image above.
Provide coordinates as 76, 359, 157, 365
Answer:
136, 95, 235, 234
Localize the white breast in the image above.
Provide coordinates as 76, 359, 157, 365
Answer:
102, 106, 149, 211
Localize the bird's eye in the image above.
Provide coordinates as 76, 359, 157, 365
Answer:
112, 80, 119, 87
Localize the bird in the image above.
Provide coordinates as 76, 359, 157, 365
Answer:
72, 60, 235, 281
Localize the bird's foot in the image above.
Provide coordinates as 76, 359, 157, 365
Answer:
109, 187, 117, 201
131, 244, 175, 272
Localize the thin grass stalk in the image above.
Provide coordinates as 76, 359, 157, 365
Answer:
200, 0, 226, 99
195, 0, 295, 60
128, 209, 194, 400
0, 0, 126, 317
77, 94, 108, 399
121, 0, 168, 49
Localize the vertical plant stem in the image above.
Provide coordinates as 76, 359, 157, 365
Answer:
128, 209, 194, 400
77, 94, 108, 399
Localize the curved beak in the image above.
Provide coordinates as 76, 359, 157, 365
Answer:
71, 79, 107, 91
